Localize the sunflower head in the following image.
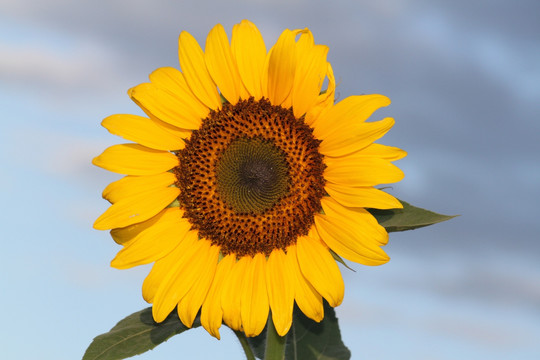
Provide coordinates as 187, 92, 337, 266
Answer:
93, 20, 405, 339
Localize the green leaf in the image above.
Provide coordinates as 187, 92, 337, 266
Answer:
245, 323, 267, 358
248, 302, 351, 359
286, 302, 350, 360
83, 308, 199, 360
369, 199, 456, 232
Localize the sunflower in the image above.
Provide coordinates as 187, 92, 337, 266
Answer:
93, 20, 405, 339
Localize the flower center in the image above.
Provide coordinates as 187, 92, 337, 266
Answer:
216, 137, 289, 214
174, 98, 325, 257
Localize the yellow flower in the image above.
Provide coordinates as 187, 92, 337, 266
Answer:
93, 20, 406, 339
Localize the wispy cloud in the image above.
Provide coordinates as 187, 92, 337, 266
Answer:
0, 35, 125, 97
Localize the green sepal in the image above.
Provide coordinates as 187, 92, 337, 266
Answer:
167, 199, 180, 208
369, 199, 456, 232
220, 93, 229, 104
83, 308, 199, 360
248, 302, 351, 360
329, 248, 356, 272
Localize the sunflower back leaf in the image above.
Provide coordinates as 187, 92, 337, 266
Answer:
83, 308, 196, 360
369, 199, 456, 232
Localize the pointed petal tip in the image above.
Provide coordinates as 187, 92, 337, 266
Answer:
91, 155, 101, 168
109, 254, 139, 270
151, 306, 165, 323
328, 294, 344, 308
93, 216, 108, 231
376, 94, 391, 107
398, 149, 408, 160
209, 329, 221, 340
275, 322, 292, 337
100, 117, 108, 129
239, 19, 253, 25
178, 30, 189, 40
152, 302, 176, 324
178, 312, 196, 329
109, 257, 121, 269
394, 199, 404, 209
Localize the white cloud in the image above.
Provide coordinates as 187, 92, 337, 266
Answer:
0, 37, 124, 94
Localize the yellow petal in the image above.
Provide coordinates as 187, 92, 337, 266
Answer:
321, 197, 389, 245
94, 185, 179, 230
305, 62, 335, 126
314, 94, 391, 137
287, 244, 324, 322
325, 183, 403, 209
201, 254, 236, 339
221, 256, 249, 331
356, 143, 407, 161
150, 116, 193, 140
263, 29, 297, 106
129, 82, 202, 130
231, 20, 267, 99
314, 197, 390, 265
241, 253, 269, 337
102, 114, 185, 151
92, 143, 178, 175
110, 207, 183, 245
178, 31, 221, 110
152, 232, 206, 322
177, 243, 220, 328
292, 31, 329, 118
149, 67, 210, 122
315, 216, 389, 265
205, 24, 248, 104
324, 155, 405, 187
110, 209, 192, 269
102, 172, 176, 204
125, 90, 194, 141
266, 249, 294, 336
318, 117, 396, 158
296, 235, 344, 307
142, 231, 192, 303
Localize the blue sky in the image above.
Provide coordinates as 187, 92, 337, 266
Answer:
1, 0, 540, 359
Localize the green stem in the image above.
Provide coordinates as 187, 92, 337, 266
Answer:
233, 330, 256, 360
264, 314, 286, 360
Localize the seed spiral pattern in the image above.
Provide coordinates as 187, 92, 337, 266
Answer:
216, 137, 289, 214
